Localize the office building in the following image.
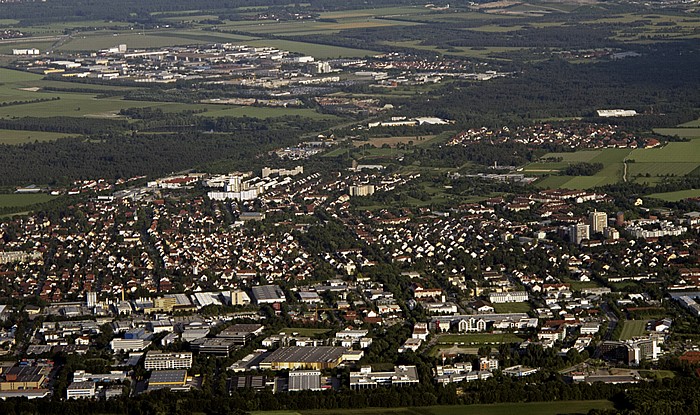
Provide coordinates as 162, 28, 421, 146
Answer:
349, 366, 419, 389
144, 351, 193, 370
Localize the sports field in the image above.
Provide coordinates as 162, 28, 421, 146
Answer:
437, 333, 524, 345
251, 400, 615, 415
618, 320, 648, 341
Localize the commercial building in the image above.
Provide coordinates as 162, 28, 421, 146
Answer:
66, 381, 95, 399
0, 366, 47, 391
110, 338, 151, 352
252, 285, 287, 304
349, 366, 419, 389
288, 370, 322, 391
260, 346, 347, 370
217, 323, 264, 345
147, 370, 188, 391
189, 337, 239, 356
144, 351, 193, 370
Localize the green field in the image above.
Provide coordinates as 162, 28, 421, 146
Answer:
679, 118, 700, 127
629, 141, 700, 163
654, 128, 700, 138
198, 106, 337, 120
0, 68, 333, 120
530, 149, 631, 189
648, 189, 700, 202
0, 129, 75, 145
618, 320, 648, 341
0, 193, 57, 207
437, 333, 524, 345
493, 302, 532, 313
251, 400, 615, 415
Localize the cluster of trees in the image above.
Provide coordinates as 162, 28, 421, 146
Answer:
0, 130, 299, 186
0, 97, 60, 107
563, 162, 605, 176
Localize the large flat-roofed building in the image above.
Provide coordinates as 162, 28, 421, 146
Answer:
144, 351, 193, 370
260, 346, 347, 370
0, 366, 47, 391
110, 338, 151, 352
288, 370, 321, 391
350, 366, 419, 389
147, 370, 188, 391
189, 337, 239, 356
252, 285, 286, 304
217, 323, 264, 345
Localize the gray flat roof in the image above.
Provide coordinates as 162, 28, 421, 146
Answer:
262, 346, 346, 364
148, 370, 187, 385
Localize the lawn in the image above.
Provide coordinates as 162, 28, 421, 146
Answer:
492, 302, 532, 313
0, 194, 57, 208
647, 189, 700, 202
437, 333, 524, 345
618, 320, 648, 341
251, 400, 615, 415
0, 129, 75, 145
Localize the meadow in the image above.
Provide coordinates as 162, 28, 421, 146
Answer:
0, 193, 56, 207
0, 129, 75, 145
647, 189, 700, 202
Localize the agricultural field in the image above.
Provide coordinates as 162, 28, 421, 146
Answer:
352, 135, 438, 148
647, 189, 700, 202
0, 193, 56, 208
530, 149, 631, 189
626, 140, 700, 182
0, 67, 334, 120
251, 400, 615, 415
618, 320, 648, 341
0, 129, 75, 145
381, 40, 524, 59
679, 118, 700, 127
653, 128, 700, 139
